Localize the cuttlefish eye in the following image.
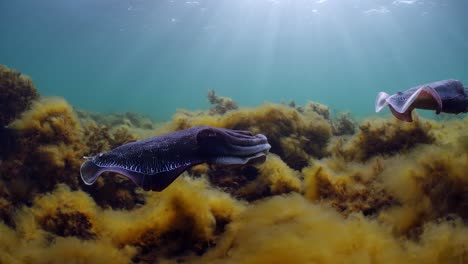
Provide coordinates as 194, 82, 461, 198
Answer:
197, 128, 223, 146
198, 128, 219, 140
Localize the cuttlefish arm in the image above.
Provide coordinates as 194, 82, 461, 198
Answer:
80, 126, 271, 191
375, 79, 468, 122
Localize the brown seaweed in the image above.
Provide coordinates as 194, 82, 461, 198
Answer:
1, 66, 468, 263
207, 89, 239, 115
0, 64, 39, 127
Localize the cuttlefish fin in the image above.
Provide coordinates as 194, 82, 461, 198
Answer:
376, 91, 414, 121
375, 92, 390, 112
80, 160, 190, 191
389, 105, 413, 122
376, 85, 443, 121
391, 85, 443, 114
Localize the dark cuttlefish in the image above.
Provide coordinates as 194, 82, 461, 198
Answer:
80, 126, 271, 191
375, 79, 468, 122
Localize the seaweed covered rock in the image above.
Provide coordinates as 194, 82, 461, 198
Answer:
0, 64, 39, 126
118, 112, 154, 129
378, 143, 468, 236
31, 185, 97, 240
99, 177, 244, 262
1, 97, 85, 203
328, 117, 435, 162
80, 173, 145, 210
169, 104, 332, 170
303, 159, 396, 217
81, 123, 112, 155
287, 101, 356, 136
236, 154, 302, 201
304, 101, 330, 120
81, 122, 137, 156
331, 112, 356, 136
203, 154, 301, 201
2, 185, 137, 263
0, 196, 14, 227
76, 110, 155, 130
202, 165, 258, 197
207, 89, 238, 115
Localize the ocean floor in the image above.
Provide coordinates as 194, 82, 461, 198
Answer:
1, 65, 468, 263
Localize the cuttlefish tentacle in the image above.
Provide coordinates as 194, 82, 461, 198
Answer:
375, 79, 468, 122
80, 126, 271, 191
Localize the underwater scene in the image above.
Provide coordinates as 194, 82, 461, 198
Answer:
1, 0, 468, 263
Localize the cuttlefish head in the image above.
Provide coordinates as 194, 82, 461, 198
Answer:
196, 126, 271, 165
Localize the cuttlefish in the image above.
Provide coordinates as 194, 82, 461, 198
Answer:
375, 79, 468, 122
80, 126, 271, 191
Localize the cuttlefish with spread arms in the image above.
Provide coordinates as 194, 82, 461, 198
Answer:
375, 79, 468, 122
80, 126, 271, 191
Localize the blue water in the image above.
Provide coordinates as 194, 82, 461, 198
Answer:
1, 0, 467, 121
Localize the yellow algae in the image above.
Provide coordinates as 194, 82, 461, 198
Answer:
331, 112, 357, 136
11, 97, 82, 144
187, 194, 407, 264
303, 158, 393, 216
96, 176, 244, 260
2, 97, 85, 201
29, 184, 99, 239
237, 154, 302, 200
328, 117, 435, 161
406, 220, 468, 263
0, 64, 39, 126
0, 222, 21, 264
0, 220, 135, 264
378, 144, 468, 235
20, 237, 136, 264
2, 77, 468, 263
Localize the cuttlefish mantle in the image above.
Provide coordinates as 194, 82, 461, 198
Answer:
80, 126, 271, 191
375, 79, 468, 122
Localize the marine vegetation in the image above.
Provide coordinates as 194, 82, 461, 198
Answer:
1, 67, 468, 263
2, 97, 85, 204
207, 89, 239, 115
0, 64, 39, 127
77, 110, 155, 130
